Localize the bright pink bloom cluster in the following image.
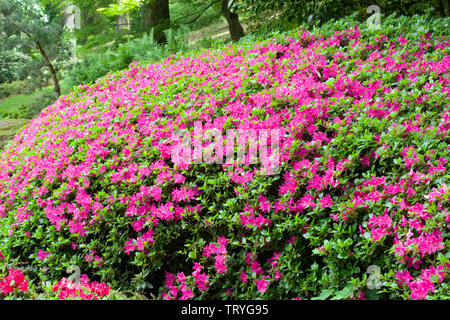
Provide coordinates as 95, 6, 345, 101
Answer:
161, 272, 195, 300
37, 249, 50, 260
254, 276, 271, 294
401, 146, 420, 167
396, 264, 449, 300
0, 269, 28, 295
203, 236, 229, 274
52, 276, 111, 300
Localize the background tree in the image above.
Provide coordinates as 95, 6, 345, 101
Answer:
45, 0, 118, 52
141, 0, 170, 44
0, 0, 70, 97
179, 0, 245, 41
178, 0, 245, 41
99, 0, 171, 45
220, 0, 244, 41
0, 42, 30, 84
99, 0, 245, 43
241, 0, 449, 32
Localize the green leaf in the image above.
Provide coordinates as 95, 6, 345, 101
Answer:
331, 284, 354, 300
311, 289, 334, 300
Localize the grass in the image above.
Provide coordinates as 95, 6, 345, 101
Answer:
0, 87, 53, 115
0, 86, 53, 148
188, 17, 249, 48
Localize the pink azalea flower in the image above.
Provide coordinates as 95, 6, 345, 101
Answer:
319, 194, 333, 208
240, 270, 248, 283
254, 276, 271, 294
37, 250, 50, 260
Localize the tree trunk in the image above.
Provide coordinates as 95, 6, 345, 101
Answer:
221, 0, 244, 42
35, 41, 61, 97
443, 0, 450, 16
81, 8, 91, 45
142, 0, 170, 45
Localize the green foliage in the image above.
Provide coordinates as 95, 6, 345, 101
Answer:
0, 12, 448, 300
170, 0, 223, 31
0, 87, 55, 119
58, 0, 119, 52
64, 28, 189, 88
21, 89, 57, 118
0, 0, 71, 94
242, 0, 449, 33
0, 81, 25, 99
0, 48, 30, 84
97, 0, 144, 17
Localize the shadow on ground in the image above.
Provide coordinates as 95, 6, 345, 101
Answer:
0, 119, 30, 150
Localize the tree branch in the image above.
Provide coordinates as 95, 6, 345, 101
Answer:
0, 11, 33, 39
1, 10, 60, 96
176, 0, 220, 25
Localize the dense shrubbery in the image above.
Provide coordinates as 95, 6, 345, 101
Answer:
0, 13, 449, 300
64, 29, 189, 89
242, 0, 449, 33
0, 107, 28, 120
0, 49, 29, 85
0, 264, 115, 300
0, 81, 25, 100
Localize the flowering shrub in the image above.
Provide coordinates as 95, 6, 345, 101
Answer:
52, 275, 111, 300
0, 14, 449, 300
0, 268, 113, 300
0, 269, 28, 295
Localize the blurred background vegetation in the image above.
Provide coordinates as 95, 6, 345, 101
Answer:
0, 0, 448, 121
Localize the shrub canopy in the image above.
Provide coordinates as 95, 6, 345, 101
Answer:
0, 14, 449, 300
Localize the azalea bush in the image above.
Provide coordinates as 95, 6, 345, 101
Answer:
0, 268, 28, 296
0, 13, 449, 300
